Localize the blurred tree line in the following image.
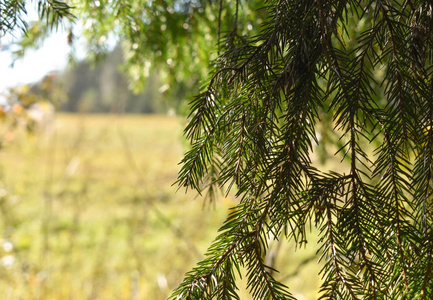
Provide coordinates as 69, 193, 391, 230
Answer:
59, 45, 170, 114
10, 45, 176, 114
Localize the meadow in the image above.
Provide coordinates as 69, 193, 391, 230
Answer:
0, 113, 322, 299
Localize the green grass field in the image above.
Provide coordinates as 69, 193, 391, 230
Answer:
0, 113, 322, 299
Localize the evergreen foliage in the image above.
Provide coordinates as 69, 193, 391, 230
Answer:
171, 0, 433, 299
0, 0, 74, 37
1, 1, 74, 62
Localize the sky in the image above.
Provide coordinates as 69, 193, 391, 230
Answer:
0, 2, 78, 100
0, 30, 71, 94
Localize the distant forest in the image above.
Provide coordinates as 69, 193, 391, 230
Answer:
5, 45, 190, 115
59, 45, 171, 114
59, 46, 162, 113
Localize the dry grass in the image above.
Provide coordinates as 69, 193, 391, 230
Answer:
0, 113, 322, 299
